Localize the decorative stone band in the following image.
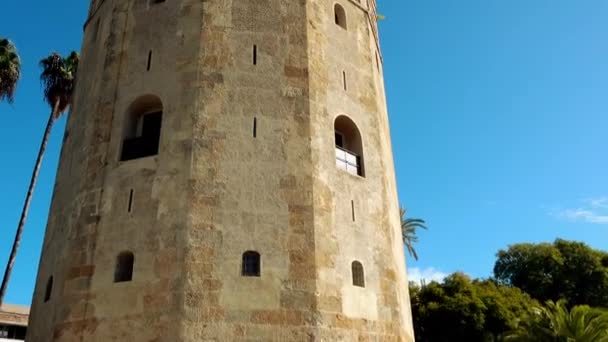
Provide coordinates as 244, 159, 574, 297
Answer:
84, 0, 383, 60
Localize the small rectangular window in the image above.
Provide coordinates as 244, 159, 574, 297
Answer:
351, 200, 356, 222
253, 117, 257, 138
242, 251, 261, 277
253, 45, 257, 65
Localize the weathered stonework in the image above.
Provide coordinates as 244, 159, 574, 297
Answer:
27, 0, 414, 340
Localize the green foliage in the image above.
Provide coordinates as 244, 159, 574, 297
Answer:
505, 300, 608, 342
400, 207, 427, 261
39, 51, 79, 116
411, 273, 537, 342
0, 38, 21, 103
494, 239, 608, 307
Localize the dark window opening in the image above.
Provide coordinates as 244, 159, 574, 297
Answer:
351, 200, 356, 221
335, 131, 344, 148
120, 95, 163, 161
253, 45, 257, 65
0, 324, 27, 340
253, 117, 257, 138
44, 276, 53, 302
343, 71, 347, 91
114, 252, 134, 283
334, 4, 347, 30
152, 0, 165, 4
242, 251, 261, 277
334, 116, 365, 177
147, 50, 152, 71
352, 261, 365, 287
128, 189, 134, 213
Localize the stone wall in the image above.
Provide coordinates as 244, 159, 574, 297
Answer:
27, 0, 414, 340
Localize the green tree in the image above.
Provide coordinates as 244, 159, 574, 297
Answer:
0, 51, 79, 305
494, 239, 608, 307
506, 300, 608, 342
0, 38, 21, 103
411, 273, 537, 342
400, 207, 427, 261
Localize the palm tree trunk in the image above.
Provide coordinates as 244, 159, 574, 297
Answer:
0, 101, 58, 305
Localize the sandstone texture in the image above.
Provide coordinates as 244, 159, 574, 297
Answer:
26, 0, 414, 340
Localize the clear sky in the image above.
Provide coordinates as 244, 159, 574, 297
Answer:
1, 0, 608, 305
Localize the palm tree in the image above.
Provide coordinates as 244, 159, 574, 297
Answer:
0, 51, 79, 305
506, 300, 608, 342
400, 207, 427, 261
0, 38, 21, 103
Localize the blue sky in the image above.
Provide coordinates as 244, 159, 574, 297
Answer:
1, 1, 608, 305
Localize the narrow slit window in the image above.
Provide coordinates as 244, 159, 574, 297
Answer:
253, 117, 257, 138
351, 200, 355, 221
114, 252, 134, 283
44, 276, 53, 302
242, 251, 261, 277
253, 45, 257, 65
352, 261, 365, 287
147, 50, 152, 71
127, 189, 134, 213
343, 71, 347, 91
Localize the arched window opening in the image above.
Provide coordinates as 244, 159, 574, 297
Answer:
352, 261, 365, 287
242, 251, 261, 277
334, 115, 364, 177
114, 251, 134, 283
44, 276, 53, 302
334, 4, 347, 30
120, 95, 163, 161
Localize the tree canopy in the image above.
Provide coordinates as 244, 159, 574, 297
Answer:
411, 273, 537, 342
494, 239, 608, 307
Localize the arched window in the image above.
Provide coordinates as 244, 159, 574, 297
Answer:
120, 95, 163, 161
351, 261, 365, 287
334, 115, 364, 176
242, 251, 261, 277
334, 4, 347, 30
114, 251, 134, 283
44, 276, 53, 302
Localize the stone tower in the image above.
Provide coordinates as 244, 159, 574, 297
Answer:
26, 0, 414, 340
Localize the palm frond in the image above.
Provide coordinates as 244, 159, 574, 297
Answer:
40, 51, 79, 116
0, 38, 21, 103
400, 207, 428, 261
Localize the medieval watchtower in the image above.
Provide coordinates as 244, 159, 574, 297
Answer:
26, 0, 414, 340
